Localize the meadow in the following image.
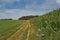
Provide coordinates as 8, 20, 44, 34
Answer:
0, 20, 26, 40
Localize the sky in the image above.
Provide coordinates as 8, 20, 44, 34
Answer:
0, 0, 60, 19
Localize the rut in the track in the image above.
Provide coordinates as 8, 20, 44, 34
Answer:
7, 20, 31, 40
26, 21, 31, 40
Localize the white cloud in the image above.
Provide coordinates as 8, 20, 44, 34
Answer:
56, 0, 60, 4
0, 9, 44, 19
0, 0, 58, 19
0, 12, 8, 19
25, 0, 57, 11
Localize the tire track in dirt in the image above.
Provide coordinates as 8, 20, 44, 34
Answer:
18, 20, 31, 40
17, 20, 30, 40
26, 20, 31, 40
7, 20, 30, 40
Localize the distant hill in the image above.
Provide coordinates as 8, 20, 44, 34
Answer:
0, 19, 13, 20
18, 16, 39, 20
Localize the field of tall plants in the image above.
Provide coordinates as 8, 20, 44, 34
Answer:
30, 9, 60, 40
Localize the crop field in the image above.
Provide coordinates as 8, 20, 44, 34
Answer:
0, 9, 60, 40
30, 17, 60, 40
30, 9, 60, 40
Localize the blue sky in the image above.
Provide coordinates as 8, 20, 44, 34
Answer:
0, 0, 60, 19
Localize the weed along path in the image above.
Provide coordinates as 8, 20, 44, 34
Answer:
7, 20, 31, 40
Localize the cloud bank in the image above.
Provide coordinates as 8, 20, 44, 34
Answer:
56, 0, 60, 4
0, 0, 60, 19
0, 9, 44, 19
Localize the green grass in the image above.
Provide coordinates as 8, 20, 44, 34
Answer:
0, 20, 26, 40
30, 9, 60, 40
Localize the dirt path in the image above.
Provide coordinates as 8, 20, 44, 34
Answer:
26, 21, 31, 40
7, 20, 31, 40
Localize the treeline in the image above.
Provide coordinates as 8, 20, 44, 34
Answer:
0, 16, 39, 20
18, 16, 39, 20
0, 19, 12, 20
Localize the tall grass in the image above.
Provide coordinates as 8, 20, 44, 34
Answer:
30, 9, 60, 40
